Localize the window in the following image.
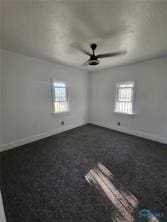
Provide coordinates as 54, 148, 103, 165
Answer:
51, 81, 69, 113
115, 81, 135, 115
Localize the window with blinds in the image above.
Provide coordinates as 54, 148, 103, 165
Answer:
115, 81, 135, 114
52, 82, 69, 113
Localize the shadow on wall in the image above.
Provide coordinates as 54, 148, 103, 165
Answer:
85, 163, 160, 222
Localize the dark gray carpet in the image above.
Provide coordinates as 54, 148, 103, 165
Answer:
1, 124, 167, 222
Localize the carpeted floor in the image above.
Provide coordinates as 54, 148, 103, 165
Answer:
1, 124, 167, 222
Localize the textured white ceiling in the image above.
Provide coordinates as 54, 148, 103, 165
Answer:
1, 0, 167, 71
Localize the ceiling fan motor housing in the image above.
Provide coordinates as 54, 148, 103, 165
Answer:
87, 59, 100, 65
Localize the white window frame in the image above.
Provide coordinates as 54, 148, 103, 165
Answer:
114, 81, 136, 115
50, 79, 70, 115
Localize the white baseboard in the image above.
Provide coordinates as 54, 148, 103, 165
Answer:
0, 122, 87, 152
90, 121, 167, 144
1, 121, 166, 152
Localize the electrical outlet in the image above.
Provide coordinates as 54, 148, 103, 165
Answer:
117, 122, 120, 126
61, 121, 64, 126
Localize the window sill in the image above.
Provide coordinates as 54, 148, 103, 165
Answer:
52, 111, 71, 117
113, 111, 136, 117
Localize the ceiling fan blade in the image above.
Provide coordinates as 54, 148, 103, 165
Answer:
71, 43, 91, 56
97, 50, 127, 59
79, 48, 91, 56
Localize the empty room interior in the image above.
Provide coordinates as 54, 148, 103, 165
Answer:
0, 1, 167, 222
